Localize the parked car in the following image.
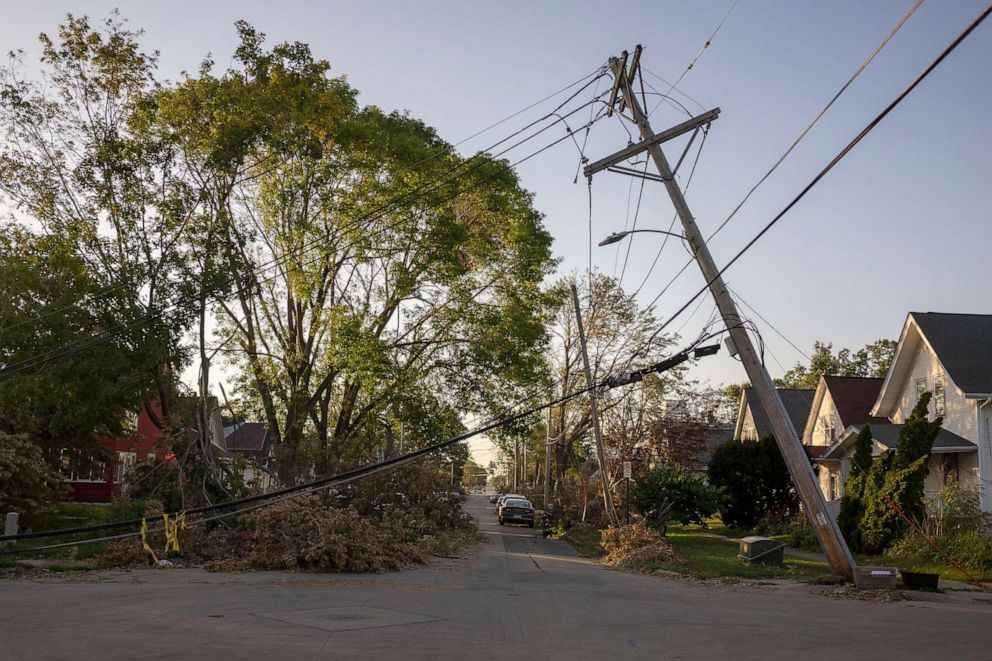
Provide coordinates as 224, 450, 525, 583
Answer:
489, 492, 504, 504
496, 493, 524, 515
498, 498, 535, 527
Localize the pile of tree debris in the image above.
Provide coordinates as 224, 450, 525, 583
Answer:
97, 463, 477, 573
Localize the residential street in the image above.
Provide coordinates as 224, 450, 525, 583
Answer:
1, 495, 991, 660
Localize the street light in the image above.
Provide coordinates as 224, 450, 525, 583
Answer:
597, 228, 686, 247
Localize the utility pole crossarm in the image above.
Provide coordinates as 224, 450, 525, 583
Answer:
583, 108, 720, 178
605, 52, 855, 579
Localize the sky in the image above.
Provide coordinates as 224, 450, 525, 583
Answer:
2, 1, 989, 466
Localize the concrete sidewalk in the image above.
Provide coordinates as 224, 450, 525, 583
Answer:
2, 495, 991, 660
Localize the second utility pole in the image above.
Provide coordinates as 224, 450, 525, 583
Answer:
571, 283, 620, 527
595, 47, 855, 578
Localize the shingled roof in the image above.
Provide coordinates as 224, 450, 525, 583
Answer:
743, 388, 815, 439
822, 376, 889, 427
223, 422, 270, 452
912, 312, 992, 396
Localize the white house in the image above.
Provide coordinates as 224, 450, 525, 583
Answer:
801, 376, 889, 501
815, 313, 992, 509
733, 388, 815, 441
871, 312, 991, 508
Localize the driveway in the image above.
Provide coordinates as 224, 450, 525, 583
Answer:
1, 494, 991, 659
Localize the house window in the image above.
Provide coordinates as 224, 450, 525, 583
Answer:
828, 472, 840, 501
916, 378, 928, 405
821, 415, 835, 444
113, 452, 137, 484
933, 375, 945, 416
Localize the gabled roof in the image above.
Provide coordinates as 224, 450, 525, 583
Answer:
819, 423, 977, 461
223, 422, 270, 452
739, 388, 815, 439
873, 312, 992, 417
912, 313, 992, 396
823, 376, 889, 427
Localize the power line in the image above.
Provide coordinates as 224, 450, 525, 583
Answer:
640, 3, 991, 352
0, 331, 717, 550
633, 0, 926, 323
0, 66, 608, 336
646, 0, 738, 117
1, 88, 611, 379
706, 0, 924, 243
728, 285, 812, 363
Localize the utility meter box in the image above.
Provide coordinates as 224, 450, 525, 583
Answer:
854, 566, 898, 590
738, 536, 785, 565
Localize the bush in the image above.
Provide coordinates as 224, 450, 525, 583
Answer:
0, 432, 64, 524
707, 436, 798, 529
852, 395, 941, 553
631, 466, 723, 533
886, 480, 992, 571
600, 522, 676, 570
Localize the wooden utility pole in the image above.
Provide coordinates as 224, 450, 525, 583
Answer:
570, 284, 620, 527
544, 402, 553, 510
591, 47, 855, 578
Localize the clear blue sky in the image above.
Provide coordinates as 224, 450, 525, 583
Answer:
3, 1, 989, 464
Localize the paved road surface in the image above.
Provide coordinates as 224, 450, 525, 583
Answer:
2, 494, 992, 659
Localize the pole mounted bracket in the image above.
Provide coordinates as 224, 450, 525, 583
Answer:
584, 108, 721, 179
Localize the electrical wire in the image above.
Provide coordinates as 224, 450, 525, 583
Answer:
638, 3, 991, 354
0, 327, 721, 551
1, 90, 612, 380
0, 66, 608, 336
630, 0, 926, 323
706, 0, 924, 244
645, 0, 738, 117
728, 285, 812, 362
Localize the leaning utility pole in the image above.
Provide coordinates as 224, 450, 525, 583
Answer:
587, 47, 855, 578
544, 402, 553, 510
570, 284, 620, 527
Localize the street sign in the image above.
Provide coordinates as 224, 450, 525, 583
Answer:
623, 461, 632, 479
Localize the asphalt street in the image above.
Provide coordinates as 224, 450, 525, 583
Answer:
2, 494, 991, 660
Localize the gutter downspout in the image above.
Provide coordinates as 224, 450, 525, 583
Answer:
979, 397, 992, 511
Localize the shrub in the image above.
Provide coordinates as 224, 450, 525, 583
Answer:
887, 480, 992, 571
600, 522, 676, 570
852, 394, 942, 553
631, 465, 723, 533
0, 432, 64, 524
707, 435, 798, 529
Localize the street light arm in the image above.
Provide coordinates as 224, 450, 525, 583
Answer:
598, 228, 686, 246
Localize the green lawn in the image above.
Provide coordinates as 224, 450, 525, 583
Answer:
560, 524, 832, 582
562, 529, 604, 558
662, 531, 831, 581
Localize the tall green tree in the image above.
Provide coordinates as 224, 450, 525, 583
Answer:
777, 339, 897, 389
157, 25, 557, 483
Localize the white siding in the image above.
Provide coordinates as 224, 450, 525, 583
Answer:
808, 390, 842, 447
889, 342, 977, 443
740, 406, 758, 441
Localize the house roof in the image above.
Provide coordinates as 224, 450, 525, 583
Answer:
911, 312, 992, 396
741, 388, 815, 439
223, 422, 270, 452
819, 423, 977, 461
873, 312, 992, 417
822, 376, 889, 427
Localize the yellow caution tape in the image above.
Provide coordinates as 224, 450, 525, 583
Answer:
163, 513, 188, 554
140, 518, 158, 564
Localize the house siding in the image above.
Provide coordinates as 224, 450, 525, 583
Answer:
890, 342, 977, 443
808, 390, 842, 447
740, 407, 758, 441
